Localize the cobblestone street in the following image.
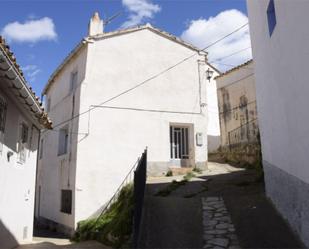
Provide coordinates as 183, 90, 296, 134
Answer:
202, 197, 240, 249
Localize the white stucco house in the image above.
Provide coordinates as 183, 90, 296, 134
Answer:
247, 0, 309, 246
36, 12, 219, 235
0, 37, 52, 249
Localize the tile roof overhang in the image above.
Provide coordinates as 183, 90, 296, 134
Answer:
0, 37, 52, 129
214, 59, 253, 80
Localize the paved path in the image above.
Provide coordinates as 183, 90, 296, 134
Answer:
202, 197, 239, 249
139, 162, 303, 248
139, 195, 203, 248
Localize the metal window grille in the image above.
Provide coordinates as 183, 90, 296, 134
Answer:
18, 123, 28, 163
170, 126, 189, 159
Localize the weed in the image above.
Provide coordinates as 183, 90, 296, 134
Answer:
183, 172, 196, 181
73, 184, 134, 248
155, 179, 188, 197
192, 167, 203, 174
165, 170, 173, 177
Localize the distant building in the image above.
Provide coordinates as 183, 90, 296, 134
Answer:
0, 37, 52, 249
216, 60, 259, 149
247, 0, 309, 246
36, 12, 219, 235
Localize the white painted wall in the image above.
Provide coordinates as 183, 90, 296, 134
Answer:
207, 75, 220, 152
0, 88, 39, 248
247, 1, 309, 246
247, 0, 309, 183
40, 27, 216, 230
36, 46, 88, 232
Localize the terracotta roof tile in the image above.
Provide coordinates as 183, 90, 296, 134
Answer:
0, 36, 52, 129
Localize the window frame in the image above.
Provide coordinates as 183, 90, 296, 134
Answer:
70, 71, 78, 93
18, 121, 29, 164
60, 189, 72, 214
267, 0, 277, 37
0, 95, 7, 154
58, 126, 69, 156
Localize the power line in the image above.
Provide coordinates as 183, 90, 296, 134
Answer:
209, 47, 252, 64
201, 23, 249, 52
212, 61, 254, 70
44, 22, 249, 132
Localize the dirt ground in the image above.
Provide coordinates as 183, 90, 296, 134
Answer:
143, 162, 304, 248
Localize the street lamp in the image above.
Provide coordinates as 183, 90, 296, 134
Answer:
206, 68, 214, 81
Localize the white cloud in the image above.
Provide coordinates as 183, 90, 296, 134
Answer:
121, 0, 161, 28
22, 64, 41, 82
181, 9, 252, 71
1, 17, 57, 43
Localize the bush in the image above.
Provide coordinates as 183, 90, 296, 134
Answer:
74, 184, 134, 248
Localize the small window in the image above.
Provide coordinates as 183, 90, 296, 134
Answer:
58, 127, 68, 156
267, 0, 276, 36
0, 96, 7, 153
39, 139, 43, 159
60, 189, 72, 214
70, 71, 78, 92
0, 95, 7, 133
18, 123, 28, 163
46, 98, 51, 112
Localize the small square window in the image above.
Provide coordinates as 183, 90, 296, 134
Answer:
61, 189, 72, 214
58, 127, 68, 156
70, 71, 78, 92
39, 139, 44, 159
267, 0, 277, 36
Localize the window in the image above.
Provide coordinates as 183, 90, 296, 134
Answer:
58, 127, 68, 156
267, 0, 276, 36
46, 98, 51, 112
170, 126, 189, 159
18, 123, 28, 163
60, 189, 72, 214
70, 71, 78, 92
39, 139, 43, 159
0, 96, 7, 153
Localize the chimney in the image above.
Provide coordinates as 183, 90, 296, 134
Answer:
88, 12, 104, 36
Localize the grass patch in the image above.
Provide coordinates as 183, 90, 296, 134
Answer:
165, 170, 173, 177
155, 179, 188, 197
183, 172, 196, 181
73, 184, 133, 248
192, 167, 203, 174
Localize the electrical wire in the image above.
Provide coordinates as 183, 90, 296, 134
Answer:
43, 22, 249, 133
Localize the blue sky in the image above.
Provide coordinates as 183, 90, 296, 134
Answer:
0, 0, 250, 96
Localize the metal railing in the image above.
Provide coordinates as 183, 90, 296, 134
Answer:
93, 155, 140, 226
133, 148, 147, 248
228, 119, 259, 147
91, 148, 148, 248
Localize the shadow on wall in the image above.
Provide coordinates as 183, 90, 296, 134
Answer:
0, 220, 18, 249
208, 135, 220, 152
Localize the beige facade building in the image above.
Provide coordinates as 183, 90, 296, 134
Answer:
216, 60, 259, 148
